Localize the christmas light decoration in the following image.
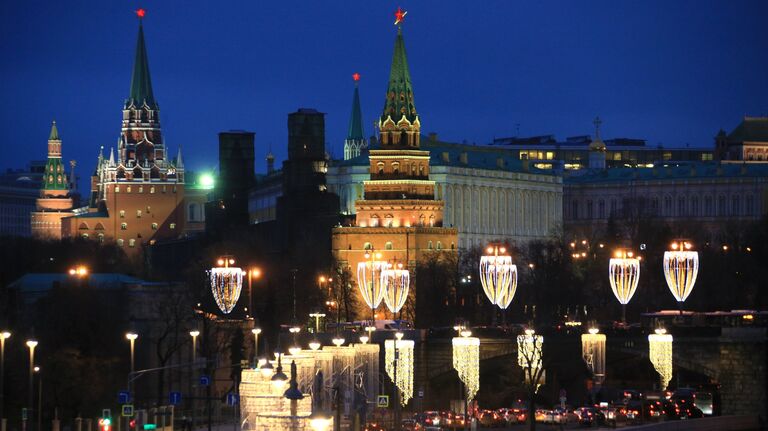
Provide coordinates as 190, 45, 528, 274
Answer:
357, 252, 386, 313
608, 249, 640, 322
385, 337, 414, 406
663, 240, 699, 305
517, 329, 544, 387
479, 245, 518, 309
381, 262, 410, 314
581, 328, 606, 384
209, 256, 243, 314
452, 332, 480, 401
648, 328, 673, 390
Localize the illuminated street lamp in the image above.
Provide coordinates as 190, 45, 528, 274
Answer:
26, 340, 38, 431
663, 240, 699, 312
125, 333, 138, 382
209, 256, 243, 314
581, 326, 606, 385
246, 267, 262, 319
479, 245, 517, 309
648, 328, 673, 390
309, 312, 326, 334
608, 249, 640, 323
357, 249, 386, 327
381, 262, 410, 316
453, 328, 480, 424
68, 265, 89, 277
270, 353, 288, 390
0, 330, 10, 429
250, 328, 261, 367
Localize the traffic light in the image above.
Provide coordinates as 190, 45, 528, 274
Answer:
129, 419, 136, 429
99, 417, 112, 431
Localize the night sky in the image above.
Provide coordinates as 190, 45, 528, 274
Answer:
2, 1, 767, 185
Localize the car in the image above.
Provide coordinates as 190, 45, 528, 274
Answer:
678, 404, 704, 420
575, 407, 605, 427
694, 391, 714, 415
552, 407, 578, 424
478, 410, 504, 428
401, 419, 422, 431
496, 408, 519, 424
363, 422, 387, 431
422, 411, 441, 427
603, 406, 627, 425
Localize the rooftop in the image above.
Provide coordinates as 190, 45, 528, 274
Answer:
564, 161, 768, 184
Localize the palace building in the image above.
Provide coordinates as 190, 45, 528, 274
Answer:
61, 15, 185, 250
30, 122, 77, 239
331, 19, 458, 317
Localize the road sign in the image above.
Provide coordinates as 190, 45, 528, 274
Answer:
377, 395, 389, 408
199, 375, 210, 386
119, 391, 130, 404
122, 405, 134, 417
21, 408, 28, 421
169, 391, 182, 405
102, 409, 111, 419
418, 390, 424, 398
226, 393, 239, 406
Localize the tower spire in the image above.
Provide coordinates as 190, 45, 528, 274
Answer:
43, 121, 66, 190
127, 10, 156, 109
49, 120, 60, 141
381, 14, 417, 125
348, 73, 364, 141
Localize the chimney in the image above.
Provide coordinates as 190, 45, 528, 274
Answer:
441, 152, 450, 163
459, 152, 468, 165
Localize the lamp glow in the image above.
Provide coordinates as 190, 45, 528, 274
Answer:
385, 338, 414, 406
208, 257, 243, 314
663, 240, 699, 304
648, 330, 673, 390
359, 335, 369, 344
332, 337, 345, 347
479, 245, 518, 309
381, 263, 410, 314
608, 249, 640, 322
357, 257, 386, 310
452, 334, 480, 401
581, 331, 606, 384
309, 341, 321, 351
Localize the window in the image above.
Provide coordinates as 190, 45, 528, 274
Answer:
121, 223, 127, 230
677, 197, 686, 217
170, 223, 176, 230
363, 242, 372, 250
691, 196, 699, 216
117, 239, 124, 246
377, 162, 384, 175
571, 200, 578, 220
115, 186, 120, 193
598, 200, 605, 218
705, 196, 713, 216
610, 199, 617, 216
127, 186, 131, 193
519, 151, 529, 160
136, 210, 142, 218
732, 196, 740, 216
664, 196, 672, 216
120, 210, 125, 218
81, 233, 89, 239
97, 233, 104, 243
385, 241, 393, 250
718, 196, 726, 216
436, 241, 443, 250
385, 214, 393, 227
146, 206, 151, 213
129, 239, 136, 247
428, 241, 433, 249
546, 151, 554, 160
451, 242, 455, 250
151, 223, 158, 230
746, 194, 754, 215
189, 203, 198, 221
586, 200, 593, 219
150, 186, 155, 194
370, 215, 379, 227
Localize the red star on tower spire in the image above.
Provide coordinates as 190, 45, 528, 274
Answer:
352, 73, 361, 82
394, 7, 407, 25
136, 8, 146, 19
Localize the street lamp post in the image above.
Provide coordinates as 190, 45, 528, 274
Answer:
250, 328, 261, 366
25, 340, 38, 431
189, 330, 200, 431
309, 313, 325, 334
247, 268, 261, 319
0, 331, 10, 431
33, 367, 41, 431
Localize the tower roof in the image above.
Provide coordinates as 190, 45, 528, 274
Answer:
347, 75, 364, 140
126, 22, 156, 109
381, 27, 417, 124
49, 121, 60, 141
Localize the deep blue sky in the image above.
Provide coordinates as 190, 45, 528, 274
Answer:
2, 1, 767, 184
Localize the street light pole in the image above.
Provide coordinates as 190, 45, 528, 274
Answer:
0, 331, 10, 431
250, 329, 261, 366
189, 329, 200, 431
34, 367, 41, 431
25, 340, 38, 431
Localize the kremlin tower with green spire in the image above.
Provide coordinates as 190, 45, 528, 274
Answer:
61, 10, 185, 250
332, 10, 457, 322
30, 121, 76, 239
344, 73, 367, 160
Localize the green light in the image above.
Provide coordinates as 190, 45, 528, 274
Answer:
143, 425, 156, 430
199, 173, 214, 190
102, 419, 111, 426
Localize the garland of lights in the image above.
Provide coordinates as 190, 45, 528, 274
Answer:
663, 241, 699, 303
385, 339, 414, 406
357, 260, 386, 310
209, 265, 243, 314
581, 330, 606, 384
517, 332, 544, 387
648, 330, 673, 390
452, 336, 480, 401
479, 246, 517, 309
608, 251, 640, 306
381, 263, 410, 314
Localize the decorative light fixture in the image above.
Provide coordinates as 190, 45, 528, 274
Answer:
309, 341, 321, 351
357, 250, 386, 318
259, 359, 274, 377
332, 337, 345, 347
381, 262, 410, 314
479, 245, 518, 309
663, 240, 699, 309
517, 329, 544, 387
208, 256, 243, 314
452, 331, 480, 401
648, 328, 673, 390
270, 353, 288, 390
608, 249, 640, 323
288, 346, 302, 356
385, 336, 414, 406
581, 327, 606, 384
359, 335, 369, 344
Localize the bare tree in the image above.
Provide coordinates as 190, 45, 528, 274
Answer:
517, 331, 546, 431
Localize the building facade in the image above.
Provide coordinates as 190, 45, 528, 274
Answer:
30, 122, 77, 239
0, 162, 46, 237
62, 18, 185, 250
715, 116, 768, 162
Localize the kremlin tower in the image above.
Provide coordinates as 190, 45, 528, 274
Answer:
30, 121, 76, 239
343, 73, 367, 160
61, 11, 185, 250
332, 10, 458, 321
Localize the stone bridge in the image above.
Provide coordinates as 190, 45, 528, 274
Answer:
405, 326, 766, 421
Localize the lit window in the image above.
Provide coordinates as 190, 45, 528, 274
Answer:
546, 151, 554, 160
385, 241, 393, 250
121, 223, 127, 230
170, 223, 176, 229
98, 233, 104, 243
81, 233, 89, 239
117, 239, 124, 246
139, 186, 143, 193
151, 223, 158, 230
136, 210, 142, 218
127, 186, 132, 193
120, 210, 125, 218
150, 186, 155, 194
115, 186, 120, 193
129, 239, 135, 247
428, 241, 433, 249
519, 151, 528, 160
364, 242, 372, 250
436, 241, 443, 250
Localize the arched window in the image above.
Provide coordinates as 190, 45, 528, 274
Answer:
419, 214, 425, 226
428, 241, 433, 249
377, 162, 384, 175
385, 214, 394, 227
598, 199, 605, 218
732, 195, 740, 216
78, 222, 89, 230
370, 215, 379, 227
718, 195, 726, 216
392, 162, 400, 175
436, 241, 443, 250
385, 241, 393, 250
363, 242, 372, 250
429, 214, 435, 227
571, 200, 579, 220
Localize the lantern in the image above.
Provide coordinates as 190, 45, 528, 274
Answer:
452, 332, 480, 401
209, 256, 243, 314
608, 249, 640, 323
479, 245, 517, 309
385, 335, 414, 406
581, 327, 606, 385
381, 262, 410, 314
648, 328, 673, 390
356, 251, 386, 316
663, 240, 699, 307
